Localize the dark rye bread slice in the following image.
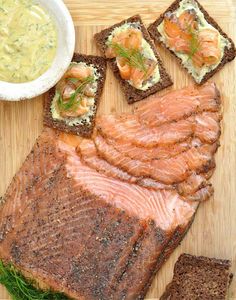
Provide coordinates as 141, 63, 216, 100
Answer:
160, 253, 233, 300
94, 15, 173, 104
44, 53, 106, 138
148, 0, 236, 84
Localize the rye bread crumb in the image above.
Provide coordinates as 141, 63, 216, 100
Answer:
44, 53, 107, 138
160, 253, 233, 300
148, 0, 236, 85
94, 15, 173, 104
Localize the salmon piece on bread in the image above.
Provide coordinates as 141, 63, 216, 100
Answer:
94, 15, 173, 104
148, 0, 236, 84
44, 53, 107, 138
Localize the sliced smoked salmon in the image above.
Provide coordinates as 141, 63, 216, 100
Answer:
77, 138, 139, 184
105, 137, 191, 161
77, 137, 215, 201
94, 133, 217, 184
60, 138, 197, 229
97, 111, 220, 147
96, 114, 194, 147
136, 83, 220, 127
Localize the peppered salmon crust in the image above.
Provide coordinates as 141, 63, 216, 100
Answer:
0, 128, 197, 300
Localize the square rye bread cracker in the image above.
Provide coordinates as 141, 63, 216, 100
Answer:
94, 15, 173, 104
160, 253, 233, 300
44, 53, 107, 138
148, 0, 236, 84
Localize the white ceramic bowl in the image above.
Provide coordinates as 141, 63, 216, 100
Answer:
0, 0, 75, 101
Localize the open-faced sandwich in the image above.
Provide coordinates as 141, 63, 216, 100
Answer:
44, 54, 106, 137
148, 0, 236, 84
94, 15, 173, 104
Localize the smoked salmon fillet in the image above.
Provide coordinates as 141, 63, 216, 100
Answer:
0, 128, 197, 300
0, 83, 221, 299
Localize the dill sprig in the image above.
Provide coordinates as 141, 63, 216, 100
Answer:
0, 261, 69, 300
57, 75, 94, 112
67, 77, 79, 85
188, 26, 200, 58
109, 42, 147, 73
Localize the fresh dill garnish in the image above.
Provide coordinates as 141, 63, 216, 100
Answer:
109, 42, 147, 73
67, 77, 79, 85
0, 260, 69, 300
57, 75, 94, 112
188, 26, 200, 58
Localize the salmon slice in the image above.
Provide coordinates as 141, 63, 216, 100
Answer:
105, 137, 191, 161
105, 27, 142, 58
77, 138, 215, 199
77, 138, 175, 191
103, 110, 220, 162
77, 139, 139, 184
96, 114, 194, 147
97, 110, 220, 147
181, 185, 214, 202
195, 112, 222, 143
177, 173, 208, 196
136, 83, 220, 127
93, 133, 216, 184
116, 57, 132, 80
59, 139, 197, 230
178, 10, 198, 31
175, 156, 215, 195
197, 29, 221, 66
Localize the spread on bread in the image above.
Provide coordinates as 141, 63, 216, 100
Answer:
105, 23, 160, 90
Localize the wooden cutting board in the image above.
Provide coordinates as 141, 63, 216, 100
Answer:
0, 0, 235, 299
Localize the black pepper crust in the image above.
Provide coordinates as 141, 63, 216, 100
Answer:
94, 15, 173, 104
136, 207, 198, 300
43, 53, 107, 138
148, 0, 236, 85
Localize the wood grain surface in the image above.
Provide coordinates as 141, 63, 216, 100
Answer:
0, 0, 236, 299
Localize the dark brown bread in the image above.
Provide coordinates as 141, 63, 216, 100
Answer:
94, 15, 173, 104
160, 253, 233, 300
44, 53, 107, 138
148, 0, 236, 84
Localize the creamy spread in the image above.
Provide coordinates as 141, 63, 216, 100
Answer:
107, 22, 160, 90
0, 0, 57, 83
51, 62, 100, 127
157, 0, 231, 83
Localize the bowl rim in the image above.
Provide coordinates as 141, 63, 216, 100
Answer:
0, 0, 75, 102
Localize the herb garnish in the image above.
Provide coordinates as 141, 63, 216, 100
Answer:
109, 42, 148, 73
0, 260, 69, 300
57, 75, 94, 112
188, 26, 200, 58
67, 77, 79, 85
